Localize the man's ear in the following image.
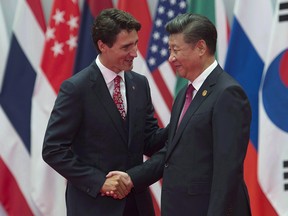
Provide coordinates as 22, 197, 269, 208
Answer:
196, 39, 207, 56
97, 40, 106, 53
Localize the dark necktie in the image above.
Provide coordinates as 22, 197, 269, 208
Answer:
113, 75, 126, 120
178, 84, 194, 126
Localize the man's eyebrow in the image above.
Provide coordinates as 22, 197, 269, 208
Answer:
121, 39, 138, 48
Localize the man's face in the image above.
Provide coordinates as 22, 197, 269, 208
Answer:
101, 29, 139, 73
168, 33, 200, 79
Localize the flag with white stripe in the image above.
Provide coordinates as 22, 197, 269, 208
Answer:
0, 0, 45, 215
225, 0, 278, 215
31, 0, 81, 215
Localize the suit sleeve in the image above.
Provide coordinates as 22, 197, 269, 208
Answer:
207, 85, 251, 216
127, 145, 167, 191
42, 80, 106, 198
142, 76, 168, 157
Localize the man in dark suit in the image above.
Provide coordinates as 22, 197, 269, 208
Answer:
114, 13, 252, 216
42, 8, 167, 216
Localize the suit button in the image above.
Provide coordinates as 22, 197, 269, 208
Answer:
164, 163, 169, 168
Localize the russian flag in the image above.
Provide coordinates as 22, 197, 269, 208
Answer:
225, 0, 278, 215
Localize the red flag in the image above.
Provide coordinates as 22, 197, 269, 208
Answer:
117, 0, 151, 57
41, 0, 80, 93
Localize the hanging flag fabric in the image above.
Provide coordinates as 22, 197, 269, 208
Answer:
258, 0, 288, 214
41, 0, 80, 93
175, 0, 229, 95
30, 0, 81, 215
0, 2, 9, 91
224, 0, 278, 215
0, 0, 46, 215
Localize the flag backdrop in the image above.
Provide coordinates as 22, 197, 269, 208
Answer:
31, 0, 81, 215
1, 0, 287, 216
0, 0, 46, 215
225, 0, 280, 215
0, 4, 9, 215
258, 0, 288, 215
0, 2, 9, 92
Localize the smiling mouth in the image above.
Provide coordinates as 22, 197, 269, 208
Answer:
174, 65, 181, 69
126, 59, 134, 65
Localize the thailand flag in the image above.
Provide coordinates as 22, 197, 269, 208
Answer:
0, 0, 46, 215
0, 2, 9, 91
258, 0, 288, 215
225, 0, 278, 215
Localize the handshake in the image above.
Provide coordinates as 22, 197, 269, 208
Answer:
100, 171, 134, 199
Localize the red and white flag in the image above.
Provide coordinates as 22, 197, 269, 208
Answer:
41, 0, 80, 93
30, 0, 80, 215
0, 0, 46, 215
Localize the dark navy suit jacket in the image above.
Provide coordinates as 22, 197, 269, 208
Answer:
128, 65, 252, 216
42, 61, 167, 216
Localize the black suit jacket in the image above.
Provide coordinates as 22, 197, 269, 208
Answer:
42, 61, 167, 216
128, 65, 252, 216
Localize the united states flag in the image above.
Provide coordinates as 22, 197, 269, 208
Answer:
146, 0, 187, 126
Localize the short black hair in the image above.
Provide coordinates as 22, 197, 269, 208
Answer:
92, 8, 141, 53
165, 13, 217, 55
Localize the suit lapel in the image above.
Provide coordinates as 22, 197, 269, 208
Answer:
166, 66, 222, 159
89, 62, 128, 144
125, 72, 137, 147
169, 87, 186, 139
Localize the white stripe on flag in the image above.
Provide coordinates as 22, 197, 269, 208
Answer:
158, 61, 176, 97
215, 0, 228, 67
0, 107, 41, 215
150, 181, 162, 208
0, 3, 9, 92
234, 0, 273, 60
0, 203, 7, 216
31, 70, 67, 216
13, 0, 45, 74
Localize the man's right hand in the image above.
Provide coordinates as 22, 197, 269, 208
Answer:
100, 171, 133, 199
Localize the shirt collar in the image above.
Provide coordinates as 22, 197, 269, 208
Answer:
96, 55, 125, 84
190, 60, 218, 91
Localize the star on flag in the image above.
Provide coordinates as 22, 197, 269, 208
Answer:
41, 0, 80, 93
